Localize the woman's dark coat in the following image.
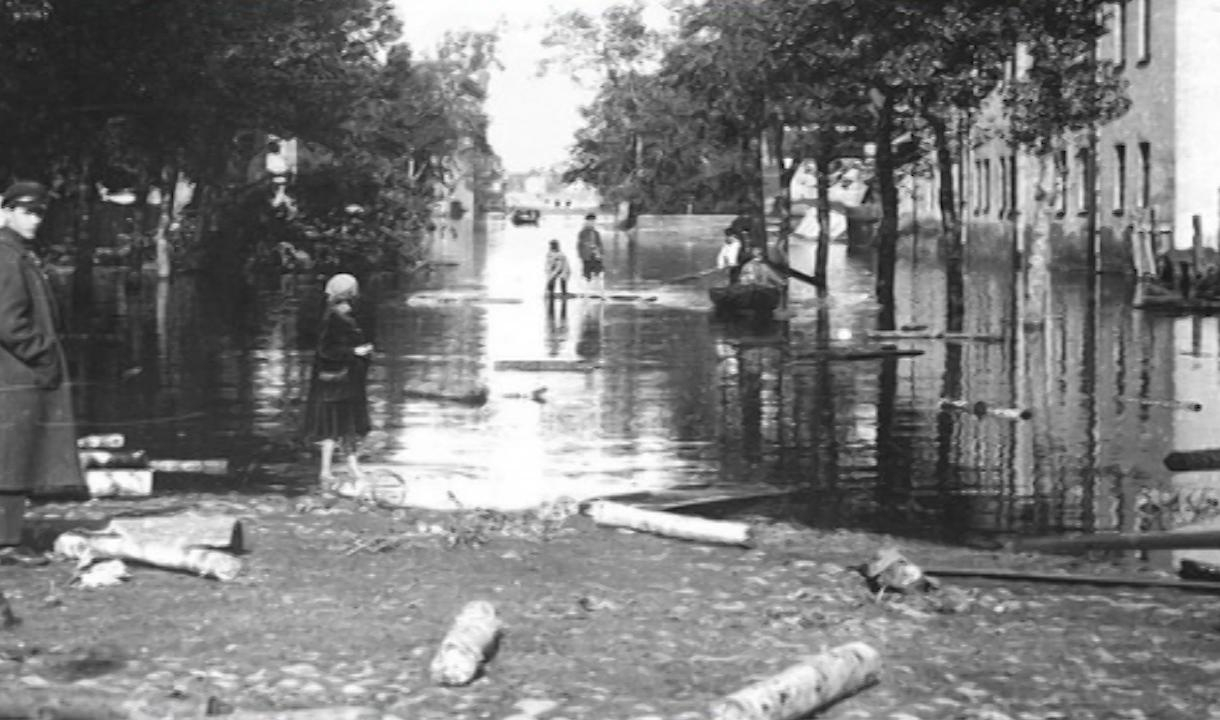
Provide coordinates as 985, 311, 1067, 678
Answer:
0, 227, 87, 497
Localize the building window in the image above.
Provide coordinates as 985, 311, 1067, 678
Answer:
983, 158, 991, 214
1138, 142, 1150, 208
1113, 143, 1126, 215
1076, 148, 1091, 214
1112, 1, 1126, 67
998, 157, 1008, 216
1007, 154, 1018, 217
1136, 0, 1150, 63
1055, 150, 1068, 216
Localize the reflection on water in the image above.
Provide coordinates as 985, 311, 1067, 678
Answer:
56, 213, 1220, 543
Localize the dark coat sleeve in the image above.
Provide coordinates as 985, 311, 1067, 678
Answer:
315, 306, 365, 372
0, 246, 58, 383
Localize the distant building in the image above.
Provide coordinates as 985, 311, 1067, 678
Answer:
909, 0, 1220, 273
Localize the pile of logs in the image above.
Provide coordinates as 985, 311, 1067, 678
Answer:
77, 434, 229, 498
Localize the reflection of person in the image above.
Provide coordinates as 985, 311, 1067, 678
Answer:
545, 294, 568, 357
544, 239, 571, 298
302, 273, 373, 488
716, 229, 744, 284
0, 181, 88, 556
576, 213, 605, 296
738, 244, 785, 287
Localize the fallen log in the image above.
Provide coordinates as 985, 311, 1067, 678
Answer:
940, 398, 1032, 421
1011, 528, 1220, 554
105, 512, 244, 551
1164, 448, 1220, 472
585, 500, 752, 546
923, 565, 1220, 593
710, 642, 881, 720
1118, 396, 1203, 412
430, 600, 502, 686
866, 330, 1005, 343
54, 525, 244, 581
76, 433, 125, 449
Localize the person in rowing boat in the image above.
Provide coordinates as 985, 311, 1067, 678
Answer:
716, 228, 744, 284
738, 244, 785, 287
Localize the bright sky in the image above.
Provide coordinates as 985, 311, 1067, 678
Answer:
392, 0, 666, 174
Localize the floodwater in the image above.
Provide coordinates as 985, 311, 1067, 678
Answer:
58, 213, 1220, 546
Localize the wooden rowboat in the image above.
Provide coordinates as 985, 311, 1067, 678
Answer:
709, 283, 782, 317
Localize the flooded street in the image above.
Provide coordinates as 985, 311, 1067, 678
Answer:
60, 214, 1220, 547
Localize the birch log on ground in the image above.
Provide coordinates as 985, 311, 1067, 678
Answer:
224, 707, 382, 719
105, 512, 244, 551
53, 528, 244, 581
585, 500, 752, 546
710, 642, 882, 720
430, 600, 502, 686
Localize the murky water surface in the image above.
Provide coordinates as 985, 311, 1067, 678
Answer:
61, 214, 1220, 545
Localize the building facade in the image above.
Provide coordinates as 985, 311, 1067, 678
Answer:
922, 0, 1220, 273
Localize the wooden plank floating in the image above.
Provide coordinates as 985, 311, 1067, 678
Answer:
1164, 448, 1220, 472
585, 500, 752, 546
1119, 396, 1202, 411
404, 385, 490, 406
551, 292, 659, 302
1012, 528, 1220, 554
430, 600, 502, 686
600, 485, 795, 513
924, 566, 1220, 593
788, 347, 924, 363
940, 398, 1032, 421
494, 359, 600, 372
866, 330, 1005, 343
710, 642, 881, 720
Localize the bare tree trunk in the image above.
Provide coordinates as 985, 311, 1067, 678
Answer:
814, 147, 833, 292
1024, 151, 1054, 327
924, 109, 959, 236
874, 91, 899, 315
154, 161, 179, 279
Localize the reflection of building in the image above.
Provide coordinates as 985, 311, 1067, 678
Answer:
910, 1, 1220, 272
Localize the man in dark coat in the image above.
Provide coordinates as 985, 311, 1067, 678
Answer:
576, 213, 605, 297
0, 181, 87, 552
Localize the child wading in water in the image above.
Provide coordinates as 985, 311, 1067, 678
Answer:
302, 273, 374, 488
545, 239, 571, 298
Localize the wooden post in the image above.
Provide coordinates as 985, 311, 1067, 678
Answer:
1193, 214, 1204, 276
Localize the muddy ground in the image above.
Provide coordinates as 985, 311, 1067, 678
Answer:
3, 476, 1220, 720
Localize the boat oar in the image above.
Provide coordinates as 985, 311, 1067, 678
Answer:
662, 267, 723, 284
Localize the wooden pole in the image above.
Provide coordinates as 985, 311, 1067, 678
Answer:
1193, 214, 1204, 278
1012, 528, 1220, 554
710, 642, 881, 720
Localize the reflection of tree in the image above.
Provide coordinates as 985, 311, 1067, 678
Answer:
575, 302, 603, 361
545, 297, 569, 357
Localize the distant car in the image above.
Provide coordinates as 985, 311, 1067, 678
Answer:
510, 208, 541, 225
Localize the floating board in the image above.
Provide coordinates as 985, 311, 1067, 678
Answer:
596, 484, 795, 513
494, 359, 600, 372
789, 347, 924, 362
408, 292, 523, 306
550, 292, 658, 303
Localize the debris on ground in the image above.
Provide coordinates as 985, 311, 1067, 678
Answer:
710, 642, 881, 720
585, 499, 753, 546
430, 600, 502, 686
853, 547, 939, 600
73, 559, 131, 588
